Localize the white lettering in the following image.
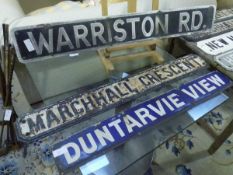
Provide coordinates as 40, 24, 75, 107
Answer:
167, 93, 186, 108
52, 142, 80, 165
108, 119, 125, 137
181, 86, 199, 99
147, 100, 166, 116
57, 27, 74, 52
134, 108, 157, 125
207, 75, 226, 87
78, 133, 97, 154
94, 126, 115, 147
123, 115, 143, 133
126, 17, 140, 39
179, 12, 190, 32
113, 19, 127, 42
198, 79, 216, 92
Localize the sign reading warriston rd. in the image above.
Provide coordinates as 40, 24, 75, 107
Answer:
11, 6, 215, 62
52, 71, 232, 172
16, 54, 206, 142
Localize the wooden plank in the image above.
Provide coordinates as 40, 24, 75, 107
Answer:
101, 0, 109, 16
97, 50, 115, 73
101, 0, 136, 16
208, 119, 233, 155
152, 0, 159, 10
106, 40, 158, 52
110, 51, 157, 62
128, 0, 136, 13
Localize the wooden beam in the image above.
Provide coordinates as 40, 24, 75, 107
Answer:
101, 0, 109, 16
110, 51, 157, 62
106, 40, 158, 52
97, 50, 115, 73
128, 0, 136, 13
152, 0, 159, 10
208, 119, 233, 155
101, 0, 136, 16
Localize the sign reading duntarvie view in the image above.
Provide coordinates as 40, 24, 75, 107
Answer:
52, 71, 232, 172
12, 6, 215, 62
16, 54, 206, 142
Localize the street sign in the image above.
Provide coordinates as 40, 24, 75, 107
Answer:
52, 71, 232, 172
15, 54, 206, 142
11, 6, 215, 63
196, 31, 233, 56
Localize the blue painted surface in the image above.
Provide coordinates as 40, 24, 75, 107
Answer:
52, 71, 232, 171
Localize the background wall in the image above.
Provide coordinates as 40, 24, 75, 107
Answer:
217, 0, 233, 9
18, 0, 61, 14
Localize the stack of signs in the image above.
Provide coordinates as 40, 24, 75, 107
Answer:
11, 6, 215, 63
16, 54, 206, 142
52, 71, 232, 172
182, 8, 233, 73
215, 8, 233, 22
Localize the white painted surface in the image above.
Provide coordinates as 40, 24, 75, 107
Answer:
0, 0, 24, 46
197, 31, 233, 55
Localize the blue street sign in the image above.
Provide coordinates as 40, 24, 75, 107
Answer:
52, 71, 232, 172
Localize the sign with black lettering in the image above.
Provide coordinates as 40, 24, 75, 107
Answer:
15, 54, 206, 142
52, 71, 232, 172
196, 31, 233, 55
216, 53, 233, 71
11, 6, 215, 63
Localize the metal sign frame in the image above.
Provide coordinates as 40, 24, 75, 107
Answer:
11, 6, 215, 63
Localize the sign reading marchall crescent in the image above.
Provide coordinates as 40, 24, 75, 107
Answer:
16, 54, 206, 142
11, 6, 215, 62
52, 71, 232, 172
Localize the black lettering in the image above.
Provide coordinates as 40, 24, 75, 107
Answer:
145, 74, 160, 85
175, 62, 189, 72
122, 81, 139, 93
113, 85, 129, 97
182, 60, 196, 69
58, 105, 74, 122
46, 110, 60, 128
190, 58, 204, 67
153, 69, 167, 81
27, 114, 46, 133
80, 96, 96, 111
91, 91, 109, 107
206, 41, 219, 50
138, 76, 151, 86
105, 88, 120, 102
70, 100, 85, 116
218, 38, 229, 45
169, 65, 182, 74
227, 35, 233, 41
161, 67, 173, 77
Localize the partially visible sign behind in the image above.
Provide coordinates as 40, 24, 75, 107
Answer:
16, 54, 206, 142
52, 71, 232, 172
184, 18, 233, 42
216, 8, 233, 22
196, 31, 233, 55
11, 6, 215, 62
